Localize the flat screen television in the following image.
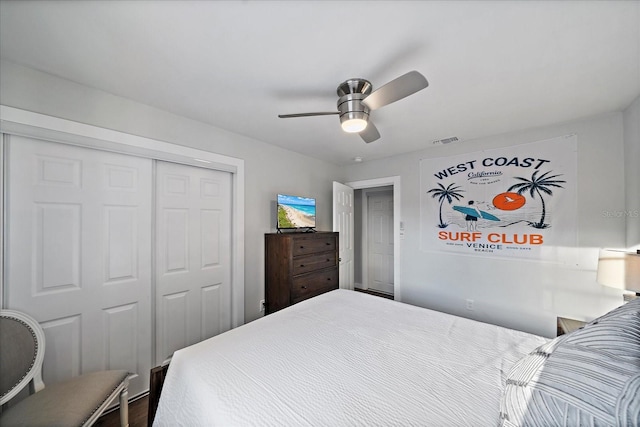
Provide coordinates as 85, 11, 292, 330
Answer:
277, 194, 316, 231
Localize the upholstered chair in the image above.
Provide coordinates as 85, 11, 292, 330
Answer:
0, 309, 131, 427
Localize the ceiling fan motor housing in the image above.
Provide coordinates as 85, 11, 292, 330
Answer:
337, 79, 372, 127
338, 93, 370, 124
337, 78, 372, 97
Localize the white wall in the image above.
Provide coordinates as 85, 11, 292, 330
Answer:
3, 59, 636, 337
344, 111, 632, 338
0, 60, 344, 323
623, 95, 640, 250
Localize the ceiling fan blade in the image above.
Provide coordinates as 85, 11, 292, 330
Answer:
360, 121, 380, 143
278, 112, 339, 118
361, 71, 428, 110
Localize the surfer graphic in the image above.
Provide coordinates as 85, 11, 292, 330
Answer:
453, 200, 500, 231
464, 201, 481, 231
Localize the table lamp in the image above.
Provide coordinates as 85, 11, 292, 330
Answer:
596, 249, 640, 297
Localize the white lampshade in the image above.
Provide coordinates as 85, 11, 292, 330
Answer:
596, 249, 640, 292
341, 117, 368, 133
339, 109, 368, 133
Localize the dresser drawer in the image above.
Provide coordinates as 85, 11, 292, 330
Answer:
291, 268, 338, 303
292, 252, 337, 275
292, 235, 336, 256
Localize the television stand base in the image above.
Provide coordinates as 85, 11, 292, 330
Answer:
276, 227, 316, 233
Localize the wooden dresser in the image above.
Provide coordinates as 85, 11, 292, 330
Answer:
265, 232, 339, 314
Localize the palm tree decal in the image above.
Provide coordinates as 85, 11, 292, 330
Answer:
507, 170, 565, 229
427, 183, 465, 228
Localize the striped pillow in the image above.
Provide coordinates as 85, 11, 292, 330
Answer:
499, 298, 640, 427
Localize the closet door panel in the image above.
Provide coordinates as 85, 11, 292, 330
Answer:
201, 283, 223, 339
161, 290, 189, 358
104, 205, 139, 282
6, 136, 152, 397
156, 161, 232, 364
40, 315, 82, 384
34, 202, 81, 291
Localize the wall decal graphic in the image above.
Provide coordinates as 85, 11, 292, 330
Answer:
420, 135, 577, 261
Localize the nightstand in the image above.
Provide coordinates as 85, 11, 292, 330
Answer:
557, 317, 587, 336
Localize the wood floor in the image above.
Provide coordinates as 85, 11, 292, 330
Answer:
94, 395, 148, 427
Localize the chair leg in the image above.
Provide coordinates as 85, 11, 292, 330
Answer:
119, 386, 129, 427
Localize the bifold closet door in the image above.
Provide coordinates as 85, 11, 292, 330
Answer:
155, 161, 232, 365
5, 135, 152, 397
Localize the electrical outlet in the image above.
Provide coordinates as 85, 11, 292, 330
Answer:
465, 299, 474, 311
259, 299, 265, 312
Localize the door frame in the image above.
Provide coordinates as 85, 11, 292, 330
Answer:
0, 105, 245, 327
345, 176, 401, 301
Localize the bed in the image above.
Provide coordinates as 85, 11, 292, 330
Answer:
153, 289, 640, 426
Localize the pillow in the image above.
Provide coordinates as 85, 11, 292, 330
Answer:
499, 298, 640, 427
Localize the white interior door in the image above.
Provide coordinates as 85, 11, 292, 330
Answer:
333, 181, 354, 290
155, 161, 232, 365
5, 135, 152, 396
367, 191, 394, 294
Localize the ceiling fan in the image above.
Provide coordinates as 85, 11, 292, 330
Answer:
278, 71, 429, 143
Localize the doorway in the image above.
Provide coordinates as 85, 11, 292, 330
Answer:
364, 189, 394, 295
346, 177, 401, 301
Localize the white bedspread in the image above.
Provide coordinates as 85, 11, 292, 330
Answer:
154, 289, 548, 426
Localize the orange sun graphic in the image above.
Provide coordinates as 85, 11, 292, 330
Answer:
492, 192, 526, 211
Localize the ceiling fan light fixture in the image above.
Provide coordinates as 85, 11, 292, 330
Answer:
341, 118, 368, 133
340, 110, 368, 133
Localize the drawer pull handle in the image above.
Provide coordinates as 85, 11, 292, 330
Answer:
301, 286, 307, 289
326, 242, 330, 245
327, 278, 331, 281
300, 264, 305, 268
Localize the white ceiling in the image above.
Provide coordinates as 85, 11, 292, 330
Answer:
1, 1, 639, 165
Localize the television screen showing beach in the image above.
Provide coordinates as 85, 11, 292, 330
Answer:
277, 194, 316, 228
